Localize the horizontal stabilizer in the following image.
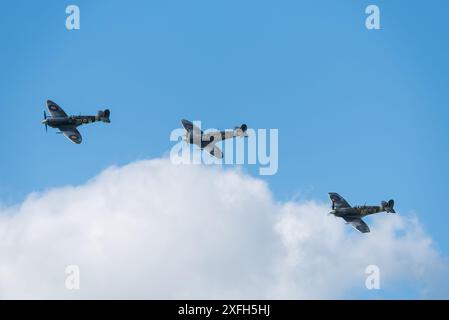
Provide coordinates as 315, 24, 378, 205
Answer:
382, 199, 395, 213
97, 109, 111, 123
234, 124, 248, 137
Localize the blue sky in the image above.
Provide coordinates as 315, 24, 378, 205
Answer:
1, 0, 449, 297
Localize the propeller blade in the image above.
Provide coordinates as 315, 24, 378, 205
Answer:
43, 111, 48, 133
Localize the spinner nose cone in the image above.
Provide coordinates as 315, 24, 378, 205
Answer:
41, 119, 47, 124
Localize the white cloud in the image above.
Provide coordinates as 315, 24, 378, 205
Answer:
0, 158, 447, 299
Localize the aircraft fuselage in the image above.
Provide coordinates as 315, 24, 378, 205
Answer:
331, 205, 385, 219
43, 116, 98, 129
185, 131, 217, 149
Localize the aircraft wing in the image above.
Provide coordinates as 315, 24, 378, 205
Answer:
47, 100, 68, 118
343, 217, 370, 233
203, 143, 223, 159
60, 127, 82, 144
181, 119, 202, 134
328, 192, 351, 209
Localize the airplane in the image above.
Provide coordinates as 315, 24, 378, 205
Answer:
42, 100, 111, 144
328, 192, 396, 233
181, 119, 248, 159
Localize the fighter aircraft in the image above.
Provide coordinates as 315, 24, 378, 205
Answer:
328, 192, 396, 233
181, 119, 248, 159
42, 100, 111, 144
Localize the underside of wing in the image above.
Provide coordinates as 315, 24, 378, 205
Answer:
60, 127, 82, 144
204, 143, 223, 159
329, 192, 351, 209
343, 217, 370, 233
47, 100, 68, 118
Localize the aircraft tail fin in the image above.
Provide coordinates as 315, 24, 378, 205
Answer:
234, 124, 248, 137
97, 109, 111, 123
382, 199, 395, 213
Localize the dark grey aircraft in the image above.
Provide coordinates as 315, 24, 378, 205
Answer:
328, 192, 396, 233
181, 119, 248, 159
42, 100, 110, 144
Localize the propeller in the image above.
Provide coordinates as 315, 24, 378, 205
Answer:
43, 110, 48, 133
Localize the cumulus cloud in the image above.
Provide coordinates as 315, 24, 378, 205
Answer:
0, 158, 447, 299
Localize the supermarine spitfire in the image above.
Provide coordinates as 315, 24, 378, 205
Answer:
181, 119, 248, 159
328, 192, 396, 233
42, 100, 110, 144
